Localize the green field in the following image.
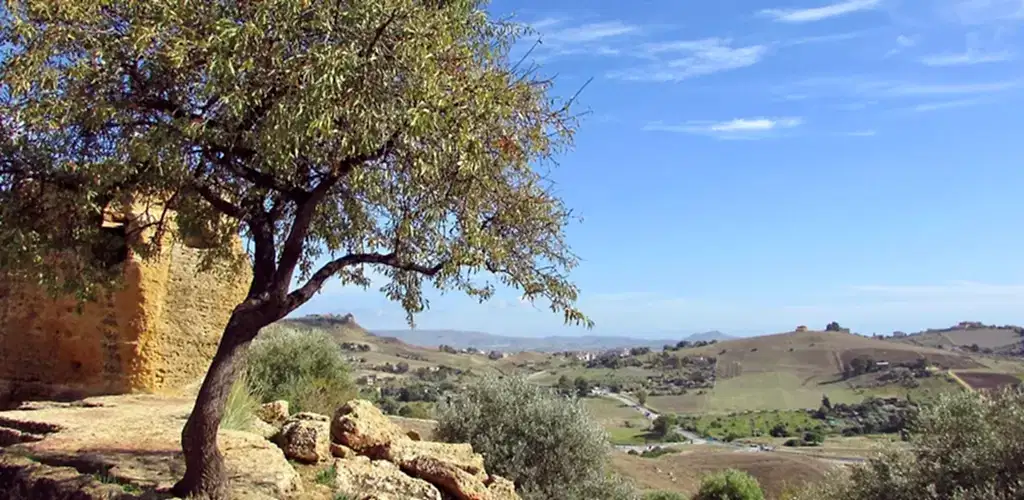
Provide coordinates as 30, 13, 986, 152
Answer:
677, 410, 824, 441
584, 397, 658, 445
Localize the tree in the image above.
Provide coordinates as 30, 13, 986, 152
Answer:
575, 376, 593, 398
693, 469, 765, 500
636, 389, 648, 406
821, 394, 833, 413
556, 374, 574, 396
792, 386, 1024, 500
652, 414, 676, 437
434, 375, 631, 500
826, 321, 843, 332
0, 2, 589, 497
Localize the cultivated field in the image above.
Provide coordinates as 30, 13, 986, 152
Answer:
584, 397, 655, 445
611, 446, 838, 500
894, 327, 1023, 351
952, 370, 1022, 391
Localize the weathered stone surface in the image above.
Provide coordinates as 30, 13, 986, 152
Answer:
486, 475, 519, 500
276, 412, 331, 464
250, 417, 280, 441
0, 453, 130, 500
256, 400, 289, 425
0, 394, 299, 499
331, 399, 408, 453
386, 440, 486, 480
407, 429, 422, 441
402, 455, 491, 500
331, 442, 356, 458
334, 456, 442, 500
0, 209, 251, 404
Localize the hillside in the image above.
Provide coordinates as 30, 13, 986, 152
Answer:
890, 322, 1024, 354
641, 329, 1007, 414
368, 327, 731, 352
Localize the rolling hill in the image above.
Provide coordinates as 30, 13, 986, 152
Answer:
890, 322, 1024, 354
368, 327, 733, 352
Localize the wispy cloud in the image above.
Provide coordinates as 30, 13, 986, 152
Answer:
761, 0, 882, 23
644, 117, 803, 139
873, 80, 1018, 96
542, 21, 639, 44
911, 98, 984, 112
781, 30, 869, 46
920, 50, 1014, 66
844, 130, 878, 136
608, 38, 768, 82
947, 0, 1024, 24
850, 281, 1024, 300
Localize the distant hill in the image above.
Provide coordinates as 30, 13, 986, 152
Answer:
367, 327, 731, 352
684, 330, 735, 343
891, 321, 1024, 355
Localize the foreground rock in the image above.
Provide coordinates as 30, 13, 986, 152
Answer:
0, 394, 299, 499
306, 399, 522, 500
275, 412, 331, 464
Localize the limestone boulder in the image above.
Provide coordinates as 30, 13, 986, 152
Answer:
334, 456, 442, 500
256, 400, 289, 425
331, 399, 408, 453
330, 442, 357, 458
250, 418, 280, 441
276, 412, 331, 463
486, 475, 519, 500
386, 440, 486, 480
402, 455, 491, 500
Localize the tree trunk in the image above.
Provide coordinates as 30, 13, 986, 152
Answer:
172, 309, 264, 500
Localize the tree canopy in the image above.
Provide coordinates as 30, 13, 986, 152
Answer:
0, 0, 590, 327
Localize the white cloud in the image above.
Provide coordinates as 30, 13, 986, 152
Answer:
896, 35, 918, 47
761, 0, 882, 23
912, 98, 984, 112
608, 38, 768, 82
850, 281, 1024, 300
947, 0, 1024, 24
876, 80, 1018, 96
921, 50, 1013, 66
542, 21, 638, 44
644, 117, 803, 138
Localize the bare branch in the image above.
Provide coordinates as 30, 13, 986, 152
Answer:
284, 251, 446, 313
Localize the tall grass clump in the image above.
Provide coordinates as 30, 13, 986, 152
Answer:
220, 370, 261, 431
246, 327, 356, 415
435, 374, 637, 500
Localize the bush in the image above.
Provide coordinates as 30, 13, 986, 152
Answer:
398, 402, 433, 419
643, 492, 687, 500
435, 375, 634, 500
247, 328, 356, 415
693, 469, 764, 500
769, 423, 790, 438
791, 387, 1024, 500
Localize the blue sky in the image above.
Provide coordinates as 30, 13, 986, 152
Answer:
295, 0, 1024, 338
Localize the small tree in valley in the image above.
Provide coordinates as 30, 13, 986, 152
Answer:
0, 1, 589, 497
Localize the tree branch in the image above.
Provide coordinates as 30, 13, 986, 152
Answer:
192, 182, 245, 220
271, 131, 401, 299
283, 251, 446, 314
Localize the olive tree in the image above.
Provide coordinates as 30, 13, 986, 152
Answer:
0, 1, 590, 497
792, 386, 1024, 500
435, 375, 632, 500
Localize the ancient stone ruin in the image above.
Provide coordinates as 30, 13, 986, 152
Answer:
0, 207, 251, 407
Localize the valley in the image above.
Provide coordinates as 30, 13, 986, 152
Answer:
271, 314, 1024, 498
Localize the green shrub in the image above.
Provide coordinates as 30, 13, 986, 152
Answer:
435, 374, 635, 500
643, 491, 687, 500
792, 386, 1024, 500
247, 328, 356, 415
693, 469, 764, 500
398, 402, 433, 419
221, 370, 261, 431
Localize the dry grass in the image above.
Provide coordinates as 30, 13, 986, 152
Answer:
895, 328, 1023, 351
612, 446, 837, 500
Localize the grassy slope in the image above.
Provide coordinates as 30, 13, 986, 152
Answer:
893, 327, 1022, 350
647, 330, 986, 414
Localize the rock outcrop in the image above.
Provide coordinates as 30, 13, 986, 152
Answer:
0, 394, 299, 499
266, 398, 521, 500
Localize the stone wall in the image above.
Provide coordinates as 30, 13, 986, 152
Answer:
0, 222, 251, 404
